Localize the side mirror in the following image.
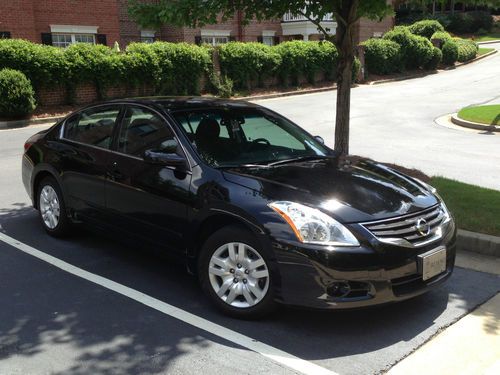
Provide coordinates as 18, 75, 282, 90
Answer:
314, 135, 325, 144
144, 149, 186, 169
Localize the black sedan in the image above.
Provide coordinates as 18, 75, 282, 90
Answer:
22, 97, 456, 318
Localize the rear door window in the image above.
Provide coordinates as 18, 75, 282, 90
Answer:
64, 105, 121, 149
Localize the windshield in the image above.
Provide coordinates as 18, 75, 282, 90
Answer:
172, 108, 331, 168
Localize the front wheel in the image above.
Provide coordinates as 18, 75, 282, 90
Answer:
37, 176, 72, 237
198, 226, 277, 319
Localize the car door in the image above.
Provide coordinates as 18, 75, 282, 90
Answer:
59, 104, 122, 221
105, 104, 192, 255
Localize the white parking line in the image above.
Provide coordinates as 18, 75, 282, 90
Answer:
0, 232, 337, 375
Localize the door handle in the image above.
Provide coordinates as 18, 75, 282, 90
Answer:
107, 161, 124, 181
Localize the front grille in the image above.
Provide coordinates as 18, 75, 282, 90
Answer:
361, 204, 445, 248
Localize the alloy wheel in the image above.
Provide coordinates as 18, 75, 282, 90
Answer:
208, 242, 270, 308
39, 185, 60, 229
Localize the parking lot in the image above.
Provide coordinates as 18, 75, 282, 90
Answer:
1, 125, 499, 374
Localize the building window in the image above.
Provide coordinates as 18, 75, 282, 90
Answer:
262, 36, 274, 46
260, 31, 276, 46
0, 31, 11, 39
52, 33, 95, 48
201, 36, 229, 46
140, 30, 156, 43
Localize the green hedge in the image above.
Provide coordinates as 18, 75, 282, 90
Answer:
383, 26, 434, 70
218, 42, 281, 89
0, 68, 37, 118
424, 47, 442, 70
430, 31, 453, 44
274, 41, 338, 86
0, 39, 362, 102
455, 39, 478, 63
363, 38, 403, 75
408, 20, 444, 39
442, 40, 459, 65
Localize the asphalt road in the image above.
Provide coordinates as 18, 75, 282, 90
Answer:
255, 42, 500, 190
0, 126, 499, 374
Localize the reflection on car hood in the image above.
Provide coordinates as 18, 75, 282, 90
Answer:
222, 157, 439, 223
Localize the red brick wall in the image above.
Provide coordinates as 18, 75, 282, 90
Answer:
0, 0, 120, 46
0, 1, 37, 40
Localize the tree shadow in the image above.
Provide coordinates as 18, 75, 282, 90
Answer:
0, 205, 498, 373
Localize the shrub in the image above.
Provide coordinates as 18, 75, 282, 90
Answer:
431, 31, 453, 45
352, 57, 361, 82
64, 43, 122, 100
0, 39, 66, 89
441, 40, 458, 65
0, 69, 37, 118
151, 42, 212, 95
218, 42, 281, 89
424, 47, 442, 70
208, 72, 234, 98
446, 11, 493, 34
455, 39, 478, 62
275, 41, 338, 86
383, 26, 434, 69
363, 38, 403, 75
409, 20, 445, 39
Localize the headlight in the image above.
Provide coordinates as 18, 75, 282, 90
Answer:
440, 202, 452, 224
268, 201, 360, 246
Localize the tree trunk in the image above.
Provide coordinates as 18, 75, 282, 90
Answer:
334, 0, 358, 155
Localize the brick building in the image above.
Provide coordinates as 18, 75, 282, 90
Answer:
0, 1, 394, 48
0, 0, 120, 47
119, 1, 394, 48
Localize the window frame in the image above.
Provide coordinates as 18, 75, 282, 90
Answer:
114, 104, 193, 171
60, 104, 124, 151
200, 36, 229, 46
52, 33, 96, 48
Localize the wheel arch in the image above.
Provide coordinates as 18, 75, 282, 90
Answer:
186, 211, 269, 274
32, 166, 63, 210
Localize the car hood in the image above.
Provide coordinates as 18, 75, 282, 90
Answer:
222, 157, 439, 223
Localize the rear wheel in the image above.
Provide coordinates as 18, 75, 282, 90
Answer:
199, 226, 277, 319
37, 176, 71, 237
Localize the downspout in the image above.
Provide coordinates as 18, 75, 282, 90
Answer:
237, 10, 243, 41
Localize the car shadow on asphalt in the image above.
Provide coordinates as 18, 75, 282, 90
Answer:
0, 206, 499, 373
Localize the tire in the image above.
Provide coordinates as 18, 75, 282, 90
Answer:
36, 176, 72, 237
198, 225, 277, 319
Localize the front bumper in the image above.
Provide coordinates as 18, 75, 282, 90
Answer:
272, 222, 457, 309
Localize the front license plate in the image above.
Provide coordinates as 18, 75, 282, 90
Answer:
419, 247, 447, 281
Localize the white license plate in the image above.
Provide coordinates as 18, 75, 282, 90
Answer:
419, 247, 447, 281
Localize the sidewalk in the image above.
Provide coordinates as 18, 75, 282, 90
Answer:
388, 251, 500, 375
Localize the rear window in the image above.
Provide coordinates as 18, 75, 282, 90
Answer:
64, 105, 121, 149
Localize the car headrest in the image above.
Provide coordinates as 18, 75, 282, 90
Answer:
195, 118, 220, 141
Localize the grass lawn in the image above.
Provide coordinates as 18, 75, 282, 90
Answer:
457, 104, 500, 125
478, 47, 495, 56
430, 177, 500, 236
471, 33, 500, 42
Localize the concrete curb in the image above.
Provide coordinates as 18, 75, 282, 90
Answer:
450, 113, 500, 132
239, 85, 337, 101
457, 229, 500, 257
476, 39, 500, 45
0, 115, 66, 130
369, 49, 497, 85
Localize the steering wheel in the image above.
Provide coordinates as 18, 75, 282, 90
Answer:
251, 138, 271, 146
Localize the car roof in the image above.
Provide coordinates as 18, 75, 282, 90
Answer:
108, 96, 261, 112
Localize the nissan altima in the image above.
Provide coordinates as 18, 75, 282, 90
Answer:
22, 97, 456, 318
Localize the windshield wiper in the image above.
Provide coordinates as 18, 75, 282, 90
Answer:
266, 155, 332, 167
217, 163, 271, 169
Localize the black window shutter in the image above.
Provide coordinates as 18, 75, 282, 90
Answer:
274, 36, 280, 45
194, 36, 202, 45
96, 34, 107, 45
257, 36, 263, 43
229, 36, 236, 42
41, 33, 52, 45
0, 31, 11, 39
